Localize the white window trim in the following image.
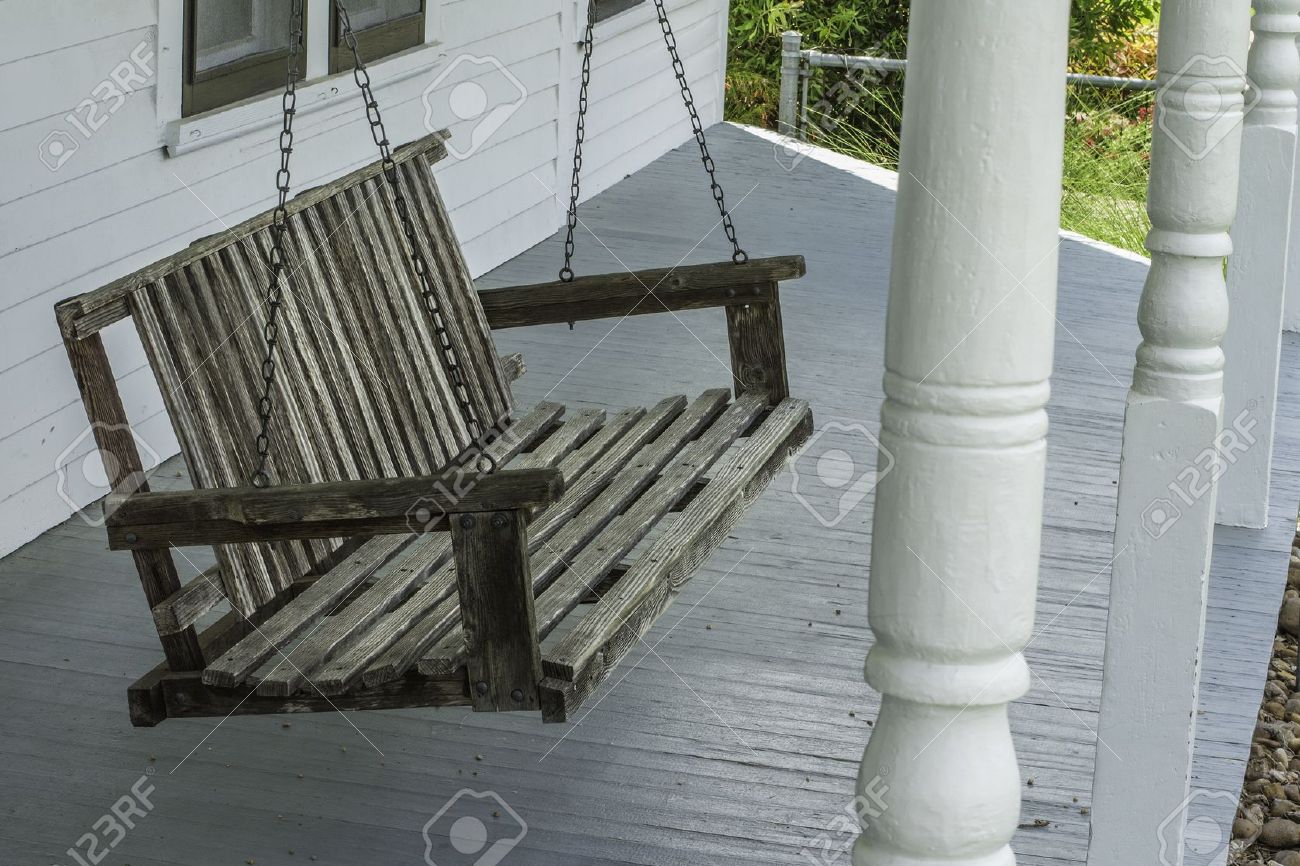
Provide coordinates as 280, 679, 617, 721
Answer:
158, 0, 443, 157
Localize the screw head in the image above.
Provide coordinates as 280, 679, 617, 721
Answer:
511, 688, 525, 702
491, 512, 509, 529
459, 514, 476, 529
125, 532, 139, 544
475, 681, 489, 696
751, 285, 763, 296
725, 287, 737, 299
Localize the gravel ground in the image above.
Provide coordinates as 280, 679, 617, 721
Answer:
1229, 531, 1300, 866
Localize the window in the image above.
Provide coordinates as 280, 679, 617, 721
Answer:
181, 0, 428, 117
593, 0, 646, 23
330, 0, 426, 73
183, 0, 307, 117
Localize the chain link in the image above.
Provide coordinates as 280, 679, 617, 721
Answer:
653, 0, 746, 264
336, 3, 496, 473
559, 1, 597, 282
249, 0, 305, 488
560, 1, 746, 277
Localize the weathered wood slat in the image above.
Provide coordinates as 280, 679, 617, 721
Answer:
418, 390, 756, 679
314, 405, 659, 694
61, 331, 205, 672
452, 509, 540, 711
500, 352, 526, 382
163, 672, 469, 719
204, 401, 564, 691
515, 409, 604, 470
540, 399, 813, 721
105, 467, 565, 550
53, 133, 451, 340
478, 256, 805, 329
201, 535, 411, 689
529, 393, 770, 642
726, 282, 790, 404
151, 566, 225, 636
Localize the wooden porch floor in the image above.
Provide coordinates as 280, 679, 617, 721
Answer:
1, 124, 1295, 865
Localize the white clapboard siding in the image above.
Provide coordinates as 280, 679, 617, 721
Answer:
0, 0, 727, 559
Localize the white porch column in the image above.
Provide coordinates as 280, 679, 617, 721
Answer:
853, 3, 1069, 866
1283, 40, 1300, 334
1217, 0, 1300, 527
1089, 2, 1252, 865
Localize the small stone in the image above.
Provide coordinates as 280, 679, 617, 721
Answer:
1080, 806, 1090, 816
475, 754, 483, 761
1236, 816, 1263, 842
1271, 798, 1299, 817
1282, 596, 1300, 638
1260, 817, 1300, 849
1275, 851, 1300, 866
1268, 702, 1289, 719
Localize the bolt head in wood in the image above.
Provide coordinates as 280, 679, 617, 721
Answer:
475, 680, 489, 696
491, 512, 509, 529
511, 688, 524, 702
725, 287, 737, 298
125, 532, 138, 544
459, 514, 476, 529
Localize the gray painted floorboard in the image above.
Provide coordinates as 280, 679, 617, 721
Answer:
0, 125, 1293, 866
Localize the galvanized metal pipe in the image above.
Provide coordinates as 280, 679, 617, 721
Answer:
776, 31, 1157, 139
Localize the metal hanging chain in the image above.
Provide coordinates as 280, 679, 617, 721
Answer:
336, 2, 496, 472
559, 1, 597, 282
653, 0, 746, 264
560, 1, 747, 278
249, 0, 305, 489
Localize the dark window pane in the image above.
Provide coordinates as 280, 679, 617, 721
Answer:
194, 0, 292, 74
345, 0, 422, 32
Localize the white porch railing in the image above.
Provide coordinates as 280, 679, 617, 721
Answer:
843, 2, 1299, 865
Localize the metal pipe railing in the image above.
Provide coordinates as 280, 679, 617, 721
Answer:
778, 30, 1157, 139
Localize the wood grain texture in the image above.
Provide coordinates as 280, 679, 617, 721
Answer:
541, 398, 813, 720
202, 401, 564, 692
60, 331, 205, 671
104, 467, 565, 550
120, 152, 512, 611
726, 282, 790, 404
452, 509, 541, 712
478, 256, 803, 329
151, 566, 225, 636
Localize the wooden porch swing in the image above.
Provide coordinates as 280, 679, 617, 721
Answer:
54, 1, 812, 727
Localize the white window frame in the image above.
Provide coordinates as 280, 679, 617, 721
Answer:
158, 0, 444, 156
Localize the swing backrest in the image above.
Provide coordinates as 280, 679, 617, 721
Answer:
114, 135, 510, 613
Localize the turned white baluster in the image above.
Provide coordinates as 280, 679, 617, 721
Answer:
1089, 2, 1253, 865
1218, 0, 1300, 527
853, 3, 1070, 865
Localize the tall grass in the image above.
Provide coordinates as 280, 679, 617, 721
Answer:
808, 79, 1155, 257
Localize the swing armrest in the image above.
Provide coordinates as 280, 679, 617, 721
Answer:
477, 255, 805, 329
104, 468, 564, 551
